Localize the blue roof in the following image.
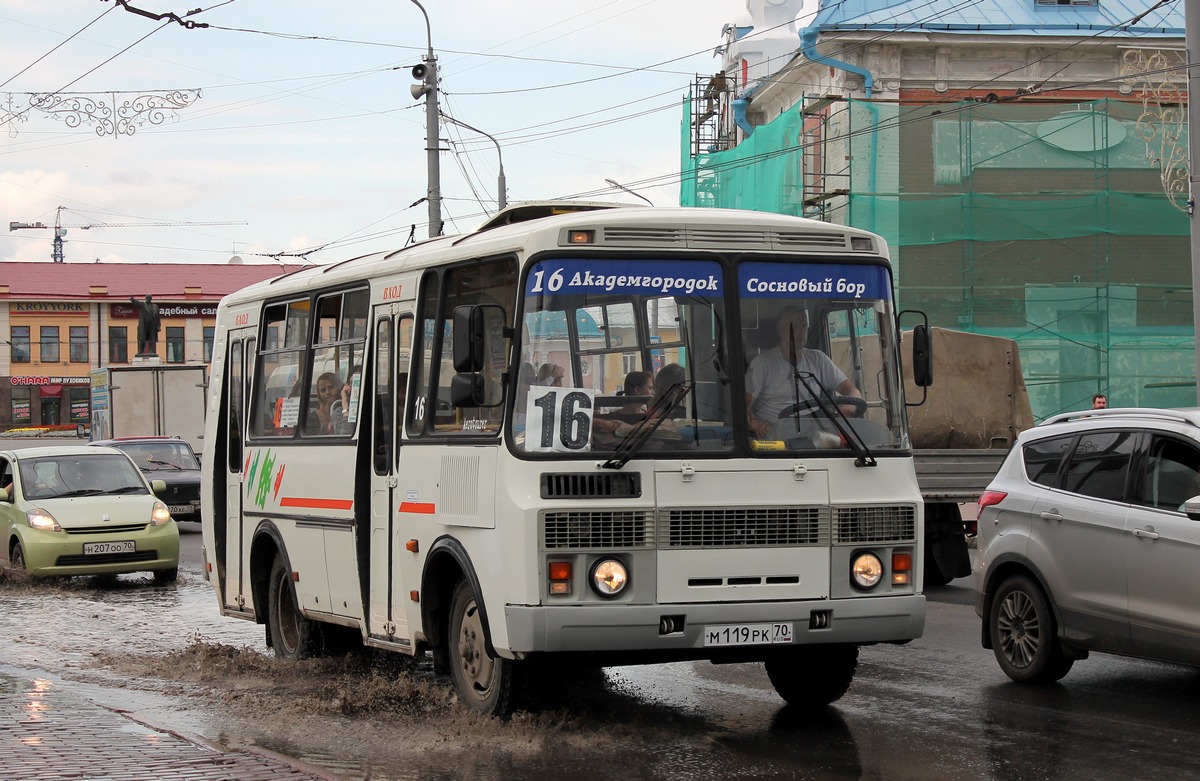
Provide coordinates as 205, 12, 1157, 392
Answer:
813, 0, 1183, 37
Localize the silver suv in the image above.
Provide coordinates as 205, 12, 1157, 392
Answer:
974, 408, 1200, 683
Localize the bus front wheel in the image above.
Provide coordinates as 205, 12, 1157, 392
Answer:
765, 644, 859, 707
267, 555, 319, 660
448, 580, 517, 717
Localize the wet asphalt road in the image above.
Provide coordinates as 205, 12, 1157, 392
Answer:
3, 497, 1200, 779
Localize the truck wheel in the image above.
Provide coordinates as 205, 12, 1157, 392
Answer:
765, 644, 859, 707
990, 574, 1073, 683
267, 555, 319, 660
448, 579, 518, 717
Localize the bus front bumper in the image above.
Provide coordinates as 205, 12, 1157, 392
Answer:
504, 594, 925, 655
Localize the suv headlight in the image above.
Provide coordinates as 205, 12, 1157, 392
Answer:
150, 501, 172, 527
27, 508, 62, 532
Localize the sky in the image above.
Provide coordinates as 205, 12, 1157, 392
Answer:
0, 0, 767, 266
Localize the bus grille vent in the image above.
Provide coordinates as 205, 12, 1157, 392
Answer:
540, 472, 641, 499
775, 231, 849, 249
542, 510, 653, 550
834, 505, 917, 543
602, 227, 685, 245
661, 507, 826, 548
689, 229, 770, 247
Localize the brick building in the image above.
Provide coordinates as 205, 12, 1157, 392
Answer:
0, 262, 304, 429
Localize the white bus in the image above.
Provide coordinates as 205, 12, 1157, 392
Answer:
200, 204, 933, 716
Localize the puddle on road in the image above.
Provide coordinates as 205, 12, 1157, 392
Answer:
0, 573, 867, 781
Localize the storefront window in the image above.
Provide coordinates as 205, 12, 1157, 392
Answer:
40, 326, 59, 363
70, 326, 88, 363
10, 388, 31, 424
203, 326, 215, 362
109, 326, 128, 363
166, 326, 185, 363
69, 388, 90, 423
11, 326, 29, 363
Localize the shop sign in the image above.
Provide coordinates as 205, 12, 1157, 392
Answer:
111, 303, 218, 319
12, 302, 89, 315
10, 376, 91, 386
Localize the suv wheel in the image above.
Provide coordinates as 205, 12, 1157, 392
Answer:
990, 574, 1074, 683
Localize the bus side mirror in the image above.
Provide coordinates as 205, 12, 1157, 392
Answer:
450, 373, 486, 407
911, 323, 933, 387
453, 306, 486, 373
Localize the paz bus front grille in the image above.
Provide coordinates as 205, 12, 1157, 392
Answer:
542, 510, 654, 550
833, 505, 917, 543
660, 506, 827, 548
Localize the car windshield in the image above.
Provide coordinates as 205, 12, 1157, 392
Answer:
19, 454, 149, 500
114, 442, 200, 471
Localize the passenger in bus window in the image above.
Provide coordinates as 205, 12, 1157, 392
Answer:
594, 371, 654, 434
745, 306, 861, 438
311, 371, 343, 434
330, 365, 361, 435
653, 363, 687, 417
536, 363, 564, 387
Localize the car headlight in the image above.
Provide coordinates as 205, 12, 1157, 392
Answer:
590, 558, 628, 598
27, 508, 62, 532
851, 551, 884, 590
150, 501, 172, 527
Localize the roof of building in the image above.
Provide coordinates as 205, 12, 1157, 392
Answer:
813, 0, 1183, 37
0, 262, 308, 300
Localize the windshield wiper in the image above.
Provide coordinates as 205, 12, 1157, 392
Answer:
108, 486, 148, 494
57, 488, 107, 497
601, 382, 691, 470
145, 459, 183, 470
793, 372, 876, 468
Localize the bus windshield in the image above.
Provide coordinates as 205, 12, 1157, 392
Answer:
513, 256, 907, 456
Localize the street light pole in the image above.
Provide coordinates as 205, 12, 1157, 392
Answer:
442, 113, 507, 211
410, 0, 442, 238
604, 178, 654, 206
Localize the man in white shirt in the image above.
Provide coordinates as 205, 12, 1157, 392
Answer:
746, 306, 862, 438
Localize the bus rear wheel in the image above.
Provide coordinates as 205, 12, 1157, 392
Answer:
765, 644, 859, 707
267, 555, 319, 660
448, 580, 518, 717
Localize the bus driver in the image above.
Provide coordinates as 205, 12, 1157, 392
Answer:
745, 306, 862, 438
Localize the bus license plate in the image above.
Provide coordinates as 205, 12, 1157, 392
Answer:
168, 505, 194, 515
703, 622, 793, 647
83, 541, 135, 555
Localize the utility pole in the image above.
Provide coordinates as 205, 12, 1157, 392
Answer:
410, 0, 442, 238
1188, 0, 1200, 400
442, 113, 507, 211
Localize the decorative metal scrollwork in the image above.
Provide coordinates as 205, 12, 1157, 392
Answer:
1120, 49, 1188, 213
4, 89, 200, 138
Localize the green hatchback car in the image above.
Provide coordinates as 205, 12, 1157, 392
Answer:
0, 445, 180, 583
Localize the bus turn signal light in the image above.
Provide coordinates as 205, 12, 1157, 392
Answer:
892, 550, 913, 585
567, 230, 594, 244
548, 561, 572, 595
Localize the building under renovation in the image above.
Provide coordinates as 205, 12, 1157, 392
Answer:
683, 0, 1189, 419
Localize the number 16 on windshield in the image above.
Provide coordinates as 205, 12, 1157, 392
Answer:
527, 386, 597, 452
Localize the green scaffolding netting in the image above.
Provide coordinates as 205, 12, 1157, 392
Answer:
682, 96, 1195, 419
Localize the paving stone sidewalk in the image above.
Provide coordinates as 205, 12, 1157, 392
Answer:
1, 673, 341, 781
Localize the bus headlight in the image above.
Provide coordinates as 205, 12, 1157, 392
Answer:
590, 558, 628, 598
851, 551, 883, 590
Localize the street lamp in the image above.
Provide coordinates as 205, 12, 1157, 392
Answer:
409, 0, 442, 238
442, 113, 507, 211
604, 178, 654, 206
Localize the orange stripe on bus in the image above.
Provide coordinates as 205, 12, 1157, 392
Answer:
398, 502, 436, 514
279, 497, 354, 511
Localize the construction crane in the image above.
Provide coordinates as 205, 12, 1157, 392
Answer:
9, 205, 248, 262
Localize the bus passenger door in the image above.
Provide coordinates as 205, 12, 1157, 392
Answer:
367, 311, 412, 641
223, 334, 253, 610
